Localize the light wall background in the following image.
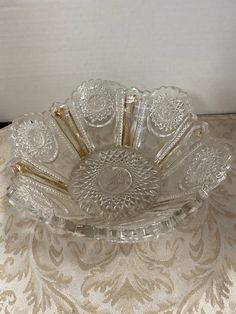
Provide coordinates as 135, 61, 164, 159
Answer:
1, 0, 236, 121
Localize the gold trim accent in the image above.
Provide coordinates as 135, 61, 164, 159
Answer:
12, 162, 68, 192
51, 104, 89, 158
121, 95, 137, 147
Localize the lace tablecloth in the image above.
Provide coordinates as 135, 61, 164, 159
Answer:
0, 114, 235, 314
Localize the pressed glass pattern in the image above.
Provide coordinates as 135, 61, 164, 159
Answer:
7, 79, 233, 242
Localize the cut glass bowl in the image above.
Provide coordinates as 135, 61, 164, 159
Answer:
7, 79, 233, 242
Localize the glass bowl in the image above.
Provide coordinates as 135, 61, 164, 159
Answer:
7, 79, 233, 242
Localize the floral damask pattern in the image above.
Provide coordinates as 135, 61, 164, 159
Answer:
0, 115, 236, 314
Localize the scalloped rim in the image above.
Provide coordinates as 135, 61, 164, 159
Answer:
7, 80, 234, 242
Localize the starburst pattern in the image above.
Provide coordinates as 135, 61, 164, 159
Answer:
183, 144, 232, 193
69, 148, 160, 221
13, 119, 58, 163
72, 79, 117, 127
148, 86, 191, 137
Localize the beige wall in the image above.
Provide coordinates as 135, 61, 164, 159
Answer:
1, 0, 236, 121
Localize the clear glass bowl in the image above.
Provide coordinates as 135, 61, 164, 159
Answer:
7, 79, 233, 242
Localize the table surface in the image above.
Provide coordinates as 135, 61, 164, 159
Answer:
0, 114, 235, 314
